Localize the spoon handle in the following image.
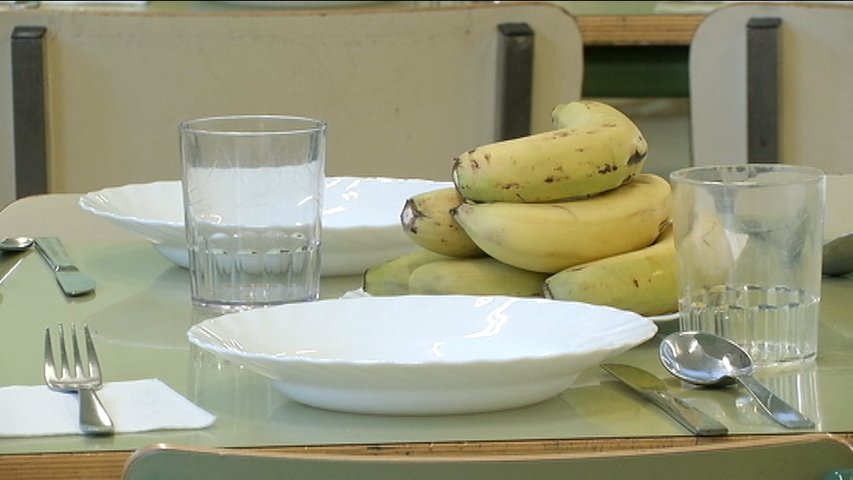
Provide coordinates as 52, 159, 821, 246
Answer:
735, 374, 814, 429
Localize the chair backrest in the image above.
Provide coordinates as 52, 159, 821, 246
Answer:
0, 3, 583, 202
689, 2, 853, 173
122, 434, 853, 480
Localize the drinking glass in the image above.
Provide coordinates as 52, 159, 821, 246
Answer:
670, 164, 825, 367
179, 115, 326, 313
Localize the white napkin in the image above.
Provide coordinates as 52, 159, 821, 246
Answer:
0, 378, 215, 437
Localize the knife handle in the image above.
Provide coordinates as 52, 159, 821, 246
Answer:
34, 237, 76, 271
643, 390, 729, 437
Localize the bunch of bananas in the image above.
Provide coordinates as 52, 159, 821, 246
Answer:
363, 100, 677, 316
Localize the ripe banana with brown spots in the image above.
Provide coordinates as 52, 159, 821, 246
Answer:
451, 100, 647, 203
543, 223, 677, 316
452, 173, 672, 274
400, 187, 485, 257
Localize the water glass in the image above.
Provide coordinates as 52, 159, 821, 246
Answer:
179, 115, 326, 313
670, 164, 825, 367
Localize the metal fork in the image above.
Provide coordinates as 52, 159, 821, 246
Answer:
44, 324, 115, 435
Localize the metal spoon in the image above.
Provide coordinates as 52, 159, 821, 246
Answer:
0, 236, 34, 252
659, 331, 814, 429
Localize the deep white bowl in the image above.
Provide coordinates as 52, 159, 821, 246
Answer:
78, 177, 451, 276
187, 295, 658, 415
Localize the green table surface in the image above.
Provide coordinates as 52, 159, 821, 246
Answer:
1, 194, 852, 457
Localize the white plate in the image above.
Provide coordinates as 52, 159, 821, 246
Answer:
78, 177, 451, 276
187, 295, 658, 415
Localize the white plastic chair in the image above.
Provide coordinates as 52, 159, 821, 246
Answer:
689, 2, 853, 173
0, 3, 583, 200
122, 434, 853, 480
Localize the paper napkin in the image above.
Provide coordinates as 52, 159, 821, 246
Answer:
0, 378, 215, 437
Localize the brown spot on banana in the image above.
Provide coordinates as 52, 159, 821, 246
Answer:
627, 150, 646, 165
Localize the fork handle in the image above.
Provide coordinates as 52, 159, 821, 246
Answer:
79, 388, 115, 435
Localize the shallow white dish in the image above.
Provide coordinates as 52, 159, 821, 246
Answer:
187, 295, 658, 415
78, 177, 450, 276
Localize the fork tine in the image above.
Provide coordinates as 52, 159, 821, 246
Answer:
83, 325, 102, 386
43, 327, 56, 383
71, 324, 86, 378
58, 324, 70, 380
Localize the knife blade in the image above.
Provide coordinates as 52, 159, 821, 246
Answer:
34, 237, 96, 297
601, 363, 728, 437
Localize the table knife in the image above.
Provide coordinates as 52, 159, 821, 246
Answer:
601, 363, 728, 437
34, 237, 96, 296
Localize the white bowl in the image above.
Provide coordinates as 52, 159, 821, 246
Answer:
78, 177, 451, 276
187, 295, 658, 415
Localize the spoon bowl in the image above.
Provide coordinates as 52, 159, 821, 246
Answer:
659, 331, 751, 388
659, 331, 814, 429
0, 236, 34, 252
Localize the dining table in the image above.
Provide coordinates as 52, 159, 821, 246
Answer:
1, 191, 852, 480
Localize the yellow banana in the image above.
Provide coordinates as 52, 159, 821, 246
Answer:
408, 256, 548, 297
400, 187, 485, 258
453, 174, 672, 273
451, 100, 647, 203
551, 99, 635, 129
363, 249, 451, 296
543, 223, 677, 316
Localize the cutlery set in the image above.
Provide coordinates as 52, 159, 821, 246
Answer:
0, 236, 95, 296
603, 331, 815, 437
3, 238, 107, 434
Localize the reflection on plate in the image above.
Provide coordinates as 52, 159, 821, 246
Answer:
78, 177, 451, 276
187, 295, 658, 415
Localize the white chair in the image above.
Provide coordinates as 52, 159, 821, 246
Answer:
689, 2, 853, 173
122, 434, 853, 480
0, 3, 583, 201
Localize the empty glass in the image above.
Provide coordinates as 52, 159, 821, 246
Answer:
670, 164, 825, 367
